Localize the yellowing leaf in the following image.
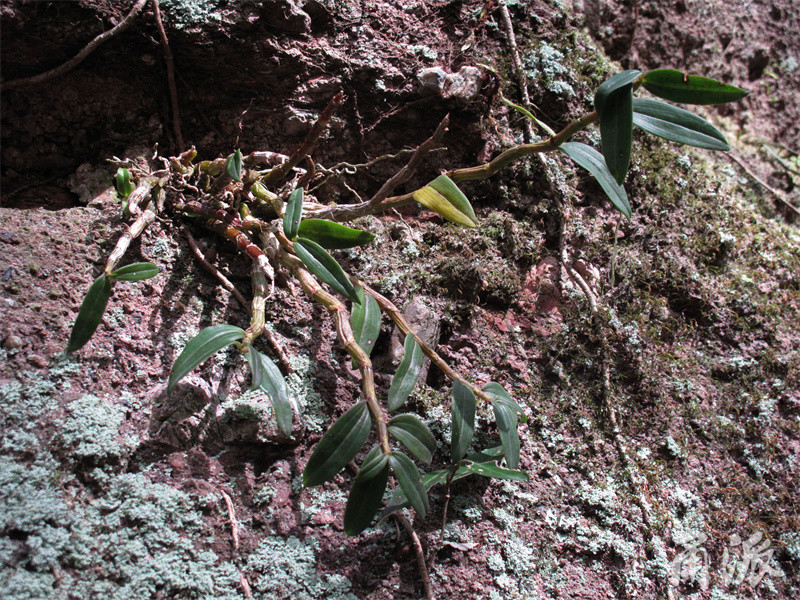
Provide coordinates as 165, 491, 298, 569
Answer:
412, 175, 478, 227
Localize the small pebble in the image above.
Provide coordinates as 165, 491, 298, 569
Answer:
27, 354, 48, 368
2, 334, 23, 350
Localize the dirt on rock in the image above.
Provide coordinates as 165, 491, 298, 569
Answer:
1, 1, 799, 599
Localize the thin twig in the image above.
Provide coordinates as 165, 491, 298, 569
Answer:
497, 1, 534, 142
368, 115, 450, 205
184, 228, 249, 307
239, 570, 254, 600
220, 489, 240, 551
152, 0, 185, 151
726, 153, 800, 216
1, 0, 149, 91
394, 514, 434, 600
262, 92, 345, 187
428, 470, 455, 571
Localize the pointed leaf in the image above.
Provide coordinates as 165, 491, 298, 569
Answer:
388, 414, 436, 464
66, 274, 112, 353
109, 262, 159, 281
227, 149, 243, 182
598, 83, 634, 184
642, 69, 748, 105
344, 460, 390, 535
297, 219, 375, 249
294, 237, 360, 304
412, 175, 478, 228
428, 175, 479, 224
248, 348, 292, 436
451, 379, 476, 461
115, 167, 134, 198
594, 69, 642, 113
387, 333, 424, 412
356, 445, 389, 481
303, 401, 371, 487
560, 142, 631, 219
350, 286, 381, 366
632, 98, 729, 150
383, 468, 450, 517
389, 452, 429, 518
491, 400, 520, 470
460, 461, 529, 481
483, 382, 522, 470
167, 325, 246, 394
283, 187, 303, 239
481, 382, 524, 414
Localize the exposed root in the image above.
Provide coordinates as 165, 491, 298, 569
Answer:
557, 207, 675, 600
152, 0, 185, 151
220, 489, 240, 551
368, 114, 450, 205
727, 152, 800, 216
1, 0, 149, 91
184, 227, 249, 308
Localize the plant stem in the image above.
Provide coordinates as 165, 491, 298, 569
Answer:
273, 232, 391, 453
447, 111, 598, 182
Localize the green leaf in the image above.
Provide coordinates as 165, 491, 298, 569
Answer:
632, 98, 730, 151
560, 142, 631, 219
412, 175, 478, 228
460, 461, 529, 481
387, 333, 424, 412
389, 452, 429, 518
297, 219, 375, 249
388, 414, 436, 464
344, 459, 390, 535
356, 445, 389, 481
481, 382, 524, 415
594, 70, 641, 184
227, 149, 243, 182
599, 86, 633, 184
642, 69, 749, 105
483, 382, 522, 470
248, 348, 293, 436
594, 69, 642, 113
283, 187, 303, 239
303, 401, 372, 487
384, 448, 527, 516
294, 238, 360, 304
350, 286, 381, 366
108, 262, 159, 281
66, 274, 112, 353
167, 325, 246, 394
114, 167, 134, 198
451, 379, 476, 462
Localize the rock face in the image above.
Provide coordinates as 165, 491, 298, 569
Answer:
1, 1, 798, 599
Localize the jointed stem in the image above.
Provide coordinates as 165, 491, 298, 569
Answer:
447, 111, 598, 182
305, 109, 599, 222
358, 282, 496, 406
104, 180, 158, 275
276, 244, 391, 454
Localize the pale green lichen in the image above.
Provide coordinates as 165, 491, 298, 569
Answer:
246, 536, 358, 599
159, 0, 222, 29
0, 368, 356, 600
54, 394, 131, 467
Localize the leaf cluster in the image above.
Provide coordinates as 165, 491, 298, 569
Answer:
66, 66, 747, 542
